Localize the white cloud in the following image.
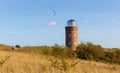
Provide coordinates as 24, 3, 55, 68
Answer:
35, 21, 57, 27
48, 21, 56, 27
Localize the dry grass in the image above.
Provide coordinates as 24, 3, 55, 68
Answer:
0, 51, 120, 73
0, 44, 12, 50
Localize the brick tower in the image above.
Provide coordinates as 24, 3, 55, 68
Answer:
65, 19, 78, 51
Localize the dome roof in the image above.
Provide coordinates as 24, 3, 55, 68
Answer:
67, 19, 77, 26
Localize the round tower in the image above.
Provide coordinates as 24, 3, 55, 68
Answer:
65, 19, 78, 51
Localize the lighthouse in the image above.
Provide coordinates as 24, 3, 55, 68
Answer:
65, 19, 78, 51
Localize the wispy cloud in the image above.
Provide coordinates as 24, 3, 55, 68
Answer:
48, 21, 56, 26
35, 21, 57, 27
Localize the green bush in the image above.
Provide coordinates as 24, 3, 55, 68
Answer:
15, 45, 21, 48
102, 48, 120, 64
76, 42, 104, 61
52, 45, 76, 58
52, 45, 64, 57
76, 42, 120, 64
40, 46, 53, 55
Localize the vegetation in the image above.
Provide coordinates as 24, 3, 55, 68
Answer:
0, 42, 120, 73
0, 56, 10, 66
76, 42, 120, 64
0, 50, 120, 73
11, 42, 120, 65
76, 42, 104, 60
15, 45, 21, 48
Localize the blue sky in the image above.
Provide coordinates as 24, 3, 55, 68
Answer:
0, 0, 120, 48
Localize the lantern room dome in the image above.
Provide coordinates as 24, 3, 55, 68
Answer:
67, 19, 77, 26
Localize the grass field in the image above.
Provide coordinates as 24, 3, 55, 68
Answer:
0, 50, 120, 73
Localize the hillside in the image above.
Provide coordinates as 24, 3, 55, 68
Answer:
0, 50, 120, 73
0, 44, 13, 50
0, 43, 120, 73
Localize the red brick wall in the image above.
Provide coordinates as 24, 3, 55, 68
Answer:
65, 26, 78, 51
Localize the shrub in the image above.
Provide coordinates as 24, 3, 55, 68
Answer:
52, 45, 75, 58
41, 46, 53, 55
52, 45, 64, 57
102, 48, 120, 64
15, 45, 21, 48
76, 42, 104, 61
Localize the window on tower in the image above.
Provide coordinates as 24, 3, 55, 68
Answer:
68, 42, 71, 45
68, 34, 71, 37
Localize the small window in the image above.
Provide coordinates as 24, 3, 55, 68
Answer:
68, 42, 71, 45
68, 34, 71, 37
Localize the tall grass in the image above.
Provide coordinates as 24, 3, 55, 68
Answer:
1, 42, 120, 73
0, 56, 10, 66
0, 51, 120, 73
